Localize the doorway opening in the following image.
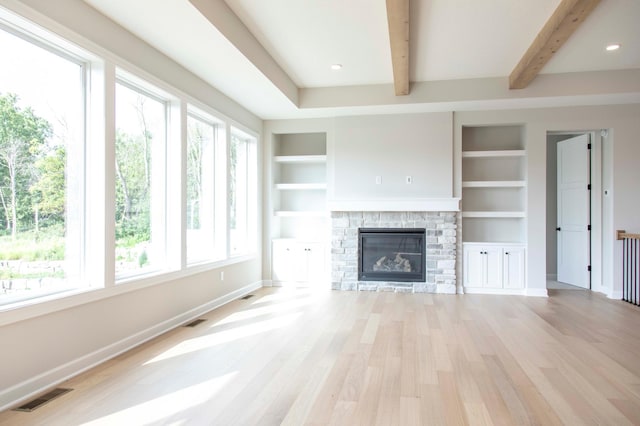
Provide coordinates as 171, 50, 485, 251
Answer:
546, 130, 610, 293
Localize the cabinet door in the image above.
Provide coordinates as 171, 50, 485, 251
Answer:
304, 242, 325, 284
272, 241, 296, 282
463, 247, 485, 288
484, 247, 503, 288
503, 247, 525, 289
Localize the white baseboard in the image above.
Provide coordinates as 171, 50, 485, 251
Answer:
525, 288, 549, 297
0, 280, 263, 412
591, 285, 608, 296
608, 289, 623, 300
463, 287, 548, 297
463, 287, 526, 296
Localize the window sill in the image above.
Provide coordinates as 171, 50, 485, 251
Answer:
0, 253, 258, 327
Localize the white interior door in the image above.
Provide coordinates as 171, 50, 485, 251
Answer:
557, 134, 590, 288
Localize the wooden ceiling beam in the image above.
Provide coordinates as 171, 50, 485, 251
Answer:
509, 0, 601, 90
386, 0, 410, 96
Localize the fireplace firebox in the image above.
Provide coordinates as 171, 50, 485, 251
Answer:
358, 228, 426, 282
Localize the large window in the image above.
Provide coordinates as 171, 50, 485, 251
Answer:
186, 112, 225, 264
0, 9, 261, 309
0, 23, 85, 304
229, 129, 257, 256
115, 80, 167, 278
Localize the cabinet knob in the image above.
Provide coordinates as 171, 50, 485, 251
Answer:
556, 227, 561, 231
505, 252, 510, 255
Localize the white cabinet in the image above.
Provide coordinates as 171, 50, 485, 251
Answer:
503, 246, 525, 289
463, 243, 525, 290
272, 240, 325, 286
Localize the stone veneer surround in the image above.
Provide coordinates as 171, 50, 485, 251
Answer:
331, 211, 457, 293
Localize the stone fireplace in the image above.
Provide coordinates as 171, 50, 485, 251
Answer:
331, 211, 457, 293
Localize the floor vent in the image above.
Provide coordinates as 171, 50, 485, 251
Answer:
184, 318, 207, 328
240, 294, 254, 300
14, 388, 73, 412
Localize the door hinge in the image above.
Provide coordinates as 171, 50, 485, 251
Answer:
588, 225, 591, 231
587, 184, 591, 190
587, 143, 591, 149
587, 265, 591, 272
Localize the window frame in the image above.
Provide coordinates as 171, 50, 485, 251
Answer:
185, 108, 227, 266
0, 15, 90, 306
113, 75, 171, 281
0, 6, 261, 320
228, 126, 259, 258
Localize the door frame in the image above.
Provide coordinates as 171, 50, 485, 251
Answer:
546, 130, 604, 292
556, 133, 591, 288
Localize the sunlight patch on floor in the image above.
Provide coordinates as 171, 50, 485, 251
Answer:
144, 312, 303, 364
212, 296, 316, 327
80, 372, 237, 426
250, 287, 330, 305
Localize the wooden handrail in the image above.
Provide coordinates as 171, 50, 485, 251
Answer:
617, 230, 640, 240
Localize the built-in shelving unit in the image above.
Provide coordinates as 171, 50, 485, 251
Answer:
272, 133, 327, 227
462, 181, 526, 188
462, 211, 526, 218
461, 125, 527, 292
273, 210, 328, 217
270, 132, 328, 286
275, 183, 327, 190
461, 150, 526, 158
274, 155, 327, 163
461, 125, 526, 243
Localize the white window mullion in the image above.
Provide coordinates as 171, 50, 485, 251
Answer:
166, 100, 185, 270
86, 61, 116, 288
214, 124, 228, 261
225, 123, 232, 258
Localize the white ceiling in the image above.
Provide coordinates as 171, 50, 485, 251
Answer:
83, 0, 640, 119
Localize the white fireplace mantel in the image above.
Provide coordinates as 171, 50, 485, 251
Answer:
328, 198, 460, 212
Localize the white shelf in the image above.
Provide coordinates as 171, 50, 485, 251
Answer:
272, 132, 328, 242
463, 241, 526, 247
274, 155, 327, 163
462, 180, 526, 188
462, 211, 526, 218
275, 183, 327, 190
462, 150, 525, 158
274, 210, 328, 217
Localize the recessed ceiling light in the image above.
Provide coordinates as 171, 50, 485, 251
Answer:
330, 64, 342, 70
606, 43, 621, 51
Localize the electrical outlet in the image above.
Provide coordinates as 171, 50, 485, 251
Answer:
220, 271, 224, 281
375, 176, 382, 185
406, 176, 412, 184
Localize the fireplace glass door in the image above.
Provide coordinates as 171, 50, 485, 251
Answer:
358, 228, 426, 282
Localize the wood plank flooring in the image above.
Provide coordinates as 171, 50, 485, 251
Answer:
2, 287, 640, 425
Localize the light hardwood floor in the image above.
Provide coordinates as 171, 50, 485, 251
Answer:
2, 287, 640, 425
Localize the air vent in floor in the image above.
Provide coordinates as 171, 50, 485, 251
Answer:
184, 318, 207, 328
14, 388, 73, 412
240, 294, 254, 300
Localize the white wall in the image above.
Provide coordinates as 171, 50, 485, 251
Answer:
332, 112, 453, 200
0, 0, 263, 410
